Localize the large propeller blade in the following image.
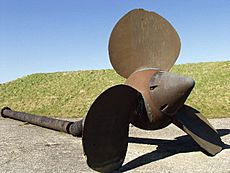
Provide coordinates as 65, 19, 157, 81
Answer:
82, 85, 142, 173
109, 9, 181, 78
173, 105, 224, 156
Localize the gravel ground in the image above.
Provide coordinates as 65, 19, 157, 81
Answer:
0, 117, 229, 173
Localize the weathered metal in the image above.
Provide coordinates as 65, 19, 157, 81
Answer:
82, 82, 224, 172
125, 69, 172, 130
149, 71, 195, 116
1, 107, 83, 137
124, 69, 195, 130
109, 9, 181, 78
82, 8, 224, 172
173, 105, 224, 155
83, 85, 141, 173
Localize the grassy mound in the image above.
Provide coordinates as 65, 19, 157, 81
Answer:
0, 61, 229, 118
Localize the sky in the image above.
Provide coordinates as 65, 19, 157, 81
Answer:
0, 0, 230, 83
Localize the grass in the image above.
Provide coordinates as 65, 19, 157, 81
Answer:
0, 61, 229, 119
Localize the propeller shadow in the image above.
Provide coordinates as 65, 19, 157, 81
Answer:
119, 129, 230, 172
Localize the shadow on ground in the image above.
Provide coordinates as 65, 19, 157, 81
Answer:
119, 129, 230, 172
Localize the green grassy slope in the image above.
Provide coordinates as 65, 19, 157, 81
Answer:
0, 61, 229, 118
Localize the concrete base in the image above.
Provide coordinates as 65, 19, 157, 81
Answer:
0, 117, 229, 173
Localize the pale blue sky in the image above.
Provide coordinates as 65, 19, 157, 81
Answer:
0, 0, 230, 83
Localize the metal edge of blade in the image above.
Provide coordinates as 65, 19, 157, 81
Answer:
82, 84, 141, 172
173, 105, 224, 156
108, 9, 181, 78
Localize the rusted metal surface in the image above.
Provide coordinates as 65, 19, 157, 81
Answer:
124, 68, 223, 156
125, 69, 196, 130
1, 107, 83, 137
149, 71, 195, 116
69, 119, 84, 137
173, 105, 224, 155
83, 85, 141, 173
125, 69, 172, 130
109, 9, 181, 78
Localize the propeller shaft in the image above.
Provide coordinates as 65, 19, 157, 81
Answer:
1, 107, 83, 137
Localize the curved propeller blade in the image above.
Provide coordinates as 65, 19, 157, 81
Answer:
83, 85, 141, 172
173, 105, 224, 156
109, 9, 181, 78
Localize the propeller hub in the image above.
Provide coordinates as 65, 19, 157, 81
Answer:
149, 71, 195, 116
125, 69, 172, 130
125, 69, 195, 129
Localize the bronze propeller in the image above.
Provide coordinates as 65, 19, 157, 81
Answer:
82, 9, 224, 172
